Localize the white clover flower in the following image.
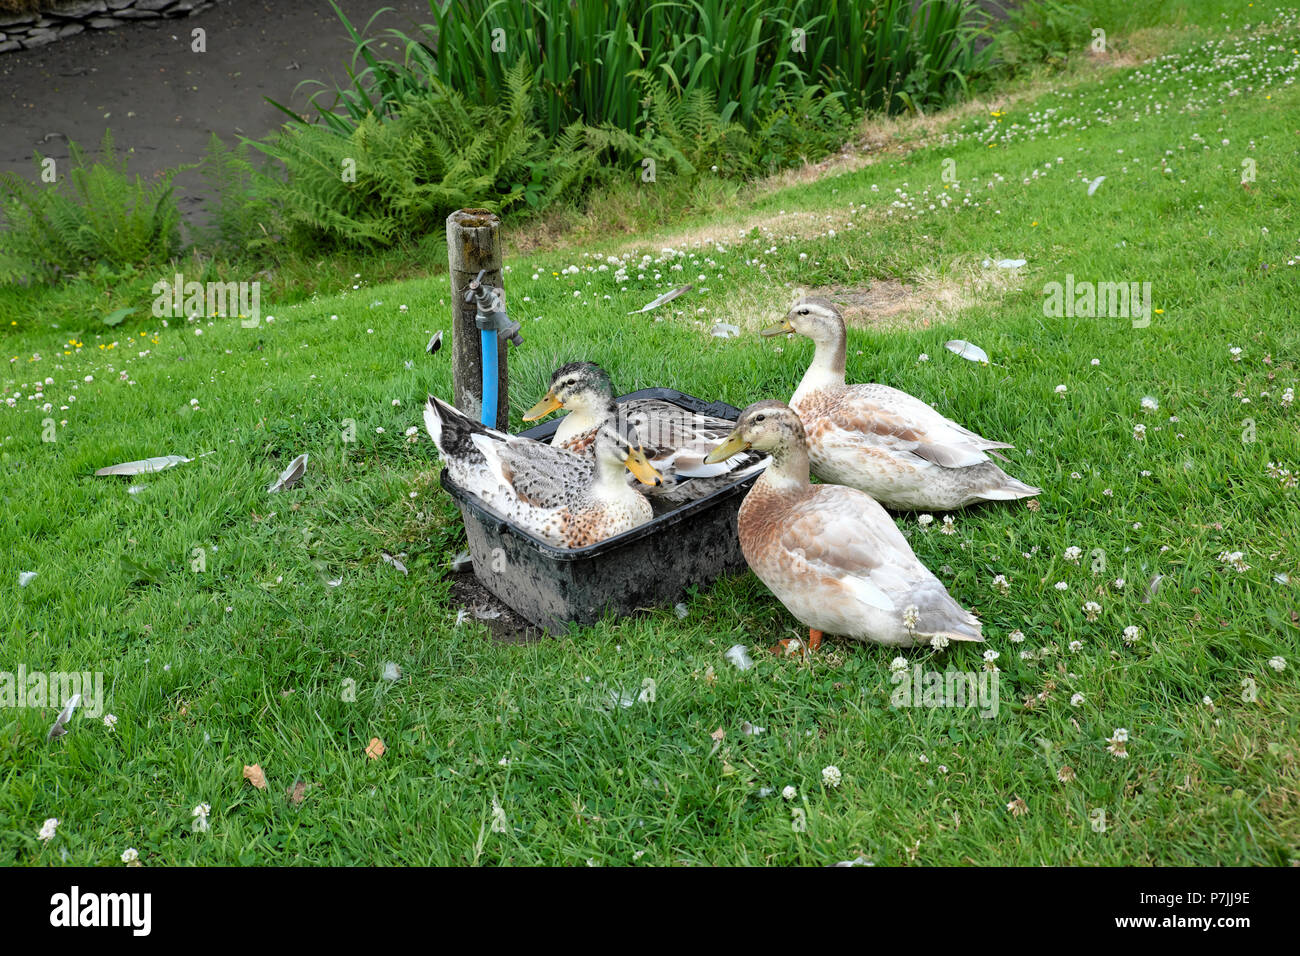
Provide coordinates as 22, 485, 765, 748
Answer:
38, 818, 59, 842
782, 785, 798, 801
1218, 551, 1250, 573
992, 574, 1010, 595
902, 604, 919, 629
1106, 730, 1130, 759
889, 656, 909, 674
1141, 396, 1159, 412
918, 353, 930, 362
1082, 601, 1102, 622
103, 713, 117, 729
1090, 358, 1100, 366
822, 766, 842, 788
1069, 640, 1083, 652
983, 650, 1000, 663
1008, 629, 1025, 643
1269, 656, 1286, 672
1071, 693, 1085, 706
1122, 625, 1142, 645
940, 516, 956, 535
1055, 384, 1067, 394
121, 847, 139, 863
1064, 546, 1082, 563
917, 514, 934, 527
1113, 578, 1125, 589
1054, 581, 1069, 591
929, 634, 949, 651
1230, 346, 1243, 361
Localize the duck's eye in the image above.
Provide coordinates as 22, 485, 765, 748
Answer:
798, 309, 808, 315
754, 414, 766, 423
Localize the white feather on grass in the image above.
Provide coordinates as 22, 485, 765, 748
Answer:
47, 694, 81, 742
725, 644, 754, 671
945, 340, 991, 364
627, 284, 692, 314
95, 455, 191, 476
267, 453, 308, 493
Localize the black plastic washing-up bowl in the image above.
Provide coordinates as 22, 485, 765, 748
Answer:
440, 387, 759, 633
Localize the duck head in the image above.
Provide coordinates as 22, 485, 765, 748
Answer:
760, 296, 844, 345
523, 362, 615, 421
593, 424, 663, 487
703, 400, 806, 464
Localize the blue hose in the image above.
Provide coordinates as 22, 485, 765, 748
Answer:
480, 328, 498, 426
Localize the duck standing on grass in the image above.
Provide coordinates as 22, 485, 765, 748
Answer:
762, 297, 1039, 510
523, 362, 767, 506
705, 401, 984, 651
424, 396, 662, 548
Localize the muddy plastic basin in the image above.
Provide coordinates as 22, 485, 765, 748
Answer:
440, 388, 758, 633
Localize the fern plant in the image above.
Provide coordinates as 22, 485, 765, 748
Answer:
194, 134, 278, 255
253, 62, 584, 249
0, 130, 184, 283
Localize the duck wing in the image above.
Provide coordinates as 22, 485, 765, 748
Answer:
817, 384, 1009, 469
426, 396, 591, 506
780, 485, 982, 640
468, 432, 592, 508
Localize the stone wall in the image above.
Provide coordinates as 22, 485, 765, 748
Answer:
0, 0, 218, 53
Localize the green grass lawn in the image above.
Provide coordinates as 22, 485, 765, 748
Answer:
2, 3, 1298, 866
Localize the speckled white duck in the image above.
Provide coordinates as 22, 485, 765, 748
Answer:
706, 401, 984, 650
523, 362, 766, 506
763, 297, 1039, 510
424, 396, 661, 548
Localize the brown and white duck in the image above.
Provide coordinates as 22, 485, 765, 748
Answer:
706, 400, 984, 650
762, 297, 1039, 510
424, 396, 661, 548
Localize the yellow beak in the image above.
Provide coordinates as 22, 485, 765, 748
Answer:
759, 317, 795, 337
624, 446, 663, 486
522, 391, 563, 421
704, 430, 751, 465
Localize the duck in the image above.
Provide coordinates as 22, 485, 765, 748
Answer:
522, 362, 766, 507
705, 400, 983, 650
423, 396, 662, 548
761, 297, 1040, 510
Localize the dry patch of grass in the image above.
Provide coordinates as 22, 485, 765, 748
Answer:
805, 257, 1029, 331
702, 256, 1030, 337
